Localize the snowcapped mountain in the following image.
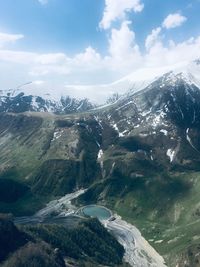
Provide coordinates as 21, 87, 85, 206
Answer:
109, 59, 200, 103
92, 59, 200, 169
0, 84, 94, 114
0, 59, 200, 114
65, 59, 200, 105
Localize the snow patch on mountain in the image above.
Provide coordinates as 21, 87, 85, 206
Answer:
0, 58, 200, 113
160, 129, 168, 136
167, 149, 176, 162
186, 128, 199, 152
97, 149, 103, 160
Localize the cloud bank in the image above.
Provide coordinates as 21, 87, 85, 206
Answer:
0, 1, 198, 102
0, 32, 24, 48
0, 23, 199, 84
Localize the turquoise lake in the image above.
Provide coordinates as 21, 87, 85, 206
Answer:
82, 205, 112, 220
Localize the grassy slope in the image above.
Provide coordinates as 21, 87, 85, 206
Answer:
0, 113, 56, 214
1, 112, 200, 266
100, 171, 200, 266
0, 112, 102, 215
77, 145, 200, 267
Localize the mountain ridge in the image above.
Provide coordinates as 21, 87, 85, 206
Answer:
1, 59, 200, 114
1, 59, 200, 266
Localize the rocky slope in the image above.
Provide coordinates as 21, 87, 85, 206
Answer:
1, 59, 199, 114
1, 60, 200, 266
0, 86, 94, 114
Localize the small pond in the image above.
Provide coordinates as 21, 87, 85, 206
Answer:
81, 205, 112, 220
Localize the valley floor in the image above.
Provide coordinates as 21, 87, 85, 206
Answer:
15, 189, 167, 267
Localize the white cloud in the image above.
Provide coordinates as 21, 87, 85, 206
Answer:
29, 65, 70, 76
0, 24, 199, 83
162, 13, 187, 29
0, 32, 24, 48
35, 53, 68, 65
0, 46, 102, 77
145, 27, 162, 51
0, 23, 200, 103
100, 0, 144, 29
145, 36, 200, 68
38, 0, 48, 5
108, 21, 137, 58
32, 80, 45, 85
73, 46, 101, 69
0, 50, 36, 64
106, 21, 142, 72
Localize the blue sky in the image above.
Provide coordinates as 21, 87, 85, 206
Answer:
0, 0, 105, 54
0, 0, 199, 53
0, 0, 199, 97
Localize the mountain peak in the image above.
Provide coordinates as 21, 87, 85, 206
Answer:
0, 59, 200, 113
